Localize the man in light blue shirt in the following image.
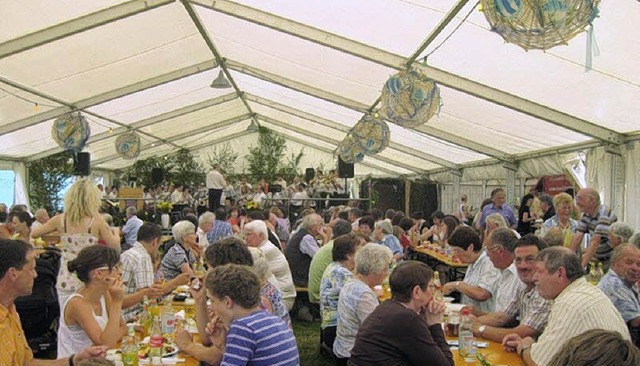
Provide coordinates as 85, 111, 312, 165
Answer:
121, 206, 143, 251
479, 188, 517, 229
597, 243, 640, 346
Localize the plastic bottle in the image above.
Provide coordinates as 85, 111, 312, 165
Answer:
161, 302, 175, 339
459, 308, 477, 363
149, 316, 163, 365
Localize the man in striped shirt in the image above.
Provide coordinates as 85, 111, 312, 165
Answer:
503, 247, 630, 366
208, 264, 299, 366
471, 235, 551, 343
570, 187, 618, 268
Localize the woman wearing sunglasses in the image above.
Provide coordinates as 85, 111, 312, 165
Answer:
57, 245, 126, 358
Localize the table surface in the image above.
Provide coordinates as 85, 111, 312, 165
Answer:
448, 336, 524, 366
413, 245, 469, 268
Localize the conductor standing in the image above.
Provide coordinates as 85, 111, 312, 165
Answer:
206, 163, 226, 212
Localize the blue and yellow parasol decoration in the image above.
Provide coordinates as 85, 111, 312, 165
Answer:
115, 131, 141, 159
51, 111, 91, 153
379, 69, 442, 128
480, 0, 600, 50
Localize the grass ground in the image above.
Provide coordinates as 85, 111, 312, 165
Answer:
292, 319, 333, 366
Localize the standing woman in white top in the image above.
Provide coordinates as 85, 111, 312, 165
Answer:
32, 178, 120, 308
58, 245, 126, 358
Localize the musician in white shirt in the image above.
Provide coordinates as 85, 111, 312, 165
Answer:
206, 164, 226, 212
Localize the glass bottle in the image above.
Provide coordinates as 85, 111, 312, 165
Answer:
433, 271, 444, 301
149, 316, 163, 365
459, 308, 477, 363
139, 296, 151, 338
122, 333, 139, 366
586, 261, 599, 285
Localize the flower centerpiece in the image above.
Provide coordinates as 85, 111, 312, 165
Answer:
157, 201, 173, 214
244, 200, 260, 211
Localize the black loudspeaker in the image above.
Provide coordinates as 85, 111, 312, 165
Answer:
151, 168, 164, 185
337, 157, 354, 178
74, 152, 90, 176
305, 168, 315, 182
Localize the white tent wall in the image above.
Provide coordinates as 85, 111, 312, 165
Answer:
623, 141, 640, 230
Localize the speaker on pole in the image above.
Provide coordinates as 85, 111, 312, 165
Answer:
337, 156, 354, 178
305, 168, 315, 183
151, 168, 164, 185
74, 152, 91, 176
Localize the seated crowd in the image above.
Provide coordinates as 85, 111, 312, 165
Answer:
1, 179, 640, 366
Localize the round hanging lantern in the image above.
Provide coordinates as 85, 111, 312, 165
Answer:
379, 69, 441, 128
337, 135, 365, 164
51, 111, 91, 153
480, 0, 600, 50
115, 131, 141, 159
351, 114, 390, 155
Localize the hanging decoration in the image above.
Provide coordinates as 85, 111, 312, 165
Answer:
337, 134, 365, 164
115, 131, 141, 159
379, 69, 442, 128
51, 111, 91, 153
480, 0, 600, 50
351, 114, 391, 155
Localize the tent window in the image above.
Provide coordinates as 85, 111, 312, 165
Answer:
0, 170, 16, 207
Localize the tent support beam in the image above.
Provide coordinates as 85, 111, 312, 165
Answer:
194, 0, 623, 145
0, 76, 181, 150
27, 92, 238, 162
178, 130, 255, 155
97, 130, 254, 169
0, 59, 218, 137
257, 114, 425, 174
0, 0, 175, 60
91, 114, 251, 165
181, 0, 260, 126
245, 93, 457, 169
270, 133, 400, 176
406, 0, 471, 65
226, 59, 506, 161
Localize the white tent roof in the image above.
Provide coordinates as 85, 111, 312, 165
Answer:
1, 0, 638, 179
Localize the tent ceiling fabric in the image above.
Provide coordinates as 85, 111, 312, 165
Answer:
0, 0, 638, 179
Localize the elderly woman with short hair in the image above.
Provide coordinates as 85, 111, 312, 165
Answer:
320, 233, 360, 350
373, 220, 403, 261
161, 220, 201, 280
333, 243, 393, 365
197, 211, 215, 248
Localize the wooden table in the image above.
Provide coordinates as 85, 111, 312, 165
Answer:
413, 245, 468, 281
448, 336, 524, 366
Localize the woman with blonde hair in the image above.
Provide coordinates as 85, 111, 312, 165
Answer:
540, 192, 579, 249
32, 178, 120, 307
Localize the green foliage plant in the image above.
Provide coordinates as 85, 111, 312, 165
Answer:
27, 152, 75, 213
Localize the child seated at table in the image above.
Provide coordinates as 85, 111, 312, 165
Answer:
207, 264, 299, 366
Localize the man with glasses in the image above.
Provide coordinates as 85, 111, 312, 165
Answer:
471, 235, 551, 343
0, 239, 108, 365
484, 228, 522, 313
